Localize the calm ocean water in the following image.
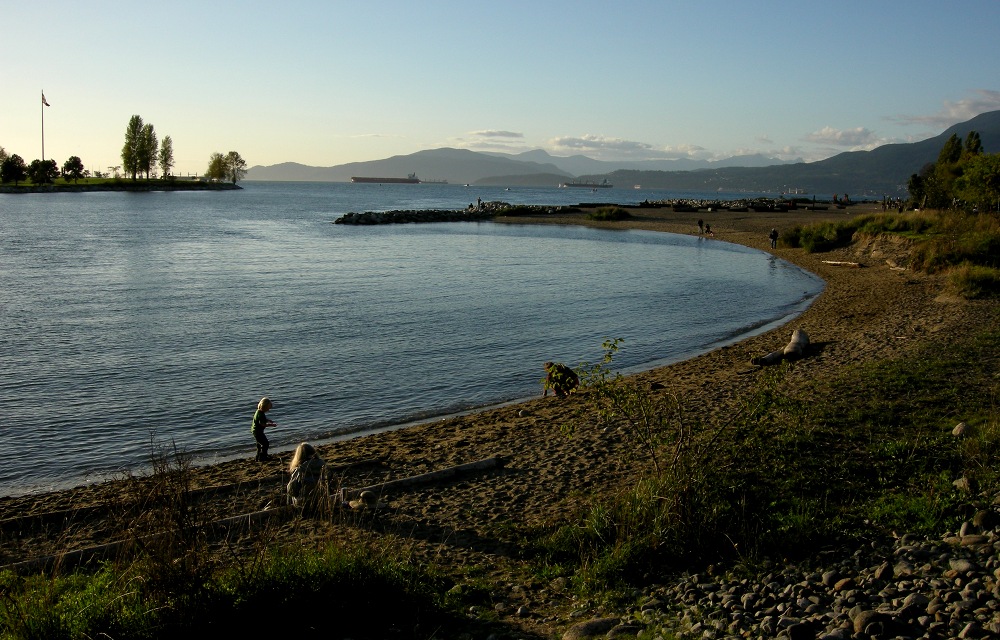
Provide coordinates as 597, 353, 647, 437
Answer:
0, 182, 824, 496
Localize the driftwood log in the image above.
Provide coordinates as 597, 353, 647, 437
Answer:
340, 456, 503, 503
751, 329, 810, 366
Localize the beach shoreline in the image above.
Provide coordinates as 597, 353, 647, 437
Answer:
3, 202, 996, 635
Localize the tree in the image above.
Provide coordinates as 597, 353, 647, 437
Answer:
138, 123, 158, 179
0, 146, 8, 165
28, 159, 60, 184
964, 131, 983, 157
224, 151, 247, 184
62, 156, 86, 183
954, 153, 1000, 212
937, 134, 963, 165
158, 135, 174, 178
0, 153, 27, 185
206, 152, 226, 180
122, 115, 144, 179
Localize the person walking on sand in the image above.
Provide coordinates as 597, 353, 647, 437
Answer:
704, 223, 714, 237
769, 227, 779, 249
252, 396, 277, 462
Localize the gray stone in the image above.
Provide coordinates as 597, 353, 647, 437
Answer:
561, 617, 620, 640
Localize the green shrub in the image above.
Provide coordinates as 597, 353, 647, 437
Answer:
798, 220, 860, 252
587, 206, 631, 221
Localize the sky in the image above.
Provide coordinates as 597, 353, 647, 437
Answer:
4, 1, 1000, 176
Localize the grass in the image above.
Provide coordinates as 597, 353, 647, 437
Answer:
0, 541, 463, 640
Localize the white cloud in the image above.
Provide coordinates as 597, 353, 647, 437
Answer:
469, 130, 524, 139
804, 126, 881, 147
892, 89, 1000, 129
549, 134, 653, 155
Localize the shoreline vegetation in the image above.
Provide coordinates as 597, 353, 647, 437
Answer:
0, 178, 240, 194
2, 203, 999, 639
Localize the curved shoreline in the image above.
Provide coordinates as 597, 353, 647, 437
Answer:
5, 202, 996, 638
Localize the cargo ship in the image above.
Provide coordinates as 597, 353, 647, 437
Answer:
559, 178, 612, 188
351, 173, 420, 184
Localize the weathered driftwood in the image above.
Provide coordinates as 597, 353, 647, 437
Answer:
340, 456, 503, 502
752, 329, 810, 366
821, 260, 863, 268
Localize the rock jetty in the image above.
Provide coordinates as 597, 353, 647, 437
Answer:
564, 510, 1000, 639
333, 208, 496, 225
333, 202, 577, 225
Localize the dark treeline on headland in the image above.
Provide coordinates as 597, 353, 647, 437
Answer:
0, 179, 241, 194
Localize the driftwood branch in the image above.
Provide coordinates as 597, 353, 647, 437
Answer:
340, 456, 503, 502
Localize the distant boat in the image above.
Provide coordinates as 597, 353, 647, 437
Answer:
560, 178, 612, 189
634, 185, 641, 189
351, 173, 420, 184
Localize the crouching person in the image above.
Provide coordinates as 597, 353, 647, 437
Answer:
287, 442, 327, 509
543, 361, 579, 398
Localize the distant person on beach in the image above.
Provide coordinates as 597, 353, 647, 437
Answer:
287, 442, 326, 506
543, 362, 579, 398
252, 396, 277, 462
704, 223, 714, 237
769, 228, 779, 249
698, 219, 704, 234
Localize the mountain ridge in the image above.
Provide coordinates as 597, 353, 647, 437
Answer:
247, 110, 1000, 194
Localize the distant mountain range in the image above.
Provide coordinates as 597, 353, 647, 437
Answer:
247, 110, 1000, 195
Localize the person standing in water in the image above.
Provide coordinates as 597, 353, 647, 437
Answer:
252, 396, 277, 461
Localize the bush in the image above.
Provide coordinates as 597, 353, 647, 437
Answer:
587, 206, 631, 221
798, 220, 859, 252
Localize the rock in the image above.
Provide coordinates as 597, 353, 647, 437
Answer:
953, 421, 969, 436
973, 509, 1000, 530
561, 617, 620, 640
852, 610, 889, 634
606, 623, 643, 637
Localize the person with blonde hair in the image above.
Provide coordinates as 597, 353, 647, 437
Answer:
251, 396, 277, 462
287, 442, 326, 507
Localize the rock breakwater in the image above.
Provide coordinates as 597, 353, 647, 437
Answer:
333, 202, 579, 225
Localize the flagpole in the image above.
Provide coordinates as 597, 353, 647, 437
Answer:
41, 90, 45, 162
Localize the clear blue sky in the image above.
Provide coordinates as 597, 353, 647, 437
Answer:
4, 0, 1000, 175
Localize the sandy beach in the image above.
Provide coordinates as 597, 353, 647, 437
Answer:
2, 203, 996, 637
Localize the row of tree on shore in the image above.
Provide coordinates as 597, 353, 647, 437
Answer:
0, 114, 247, 186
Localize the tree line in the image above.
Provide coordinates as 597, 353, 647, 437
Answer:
0, 114, 246, 186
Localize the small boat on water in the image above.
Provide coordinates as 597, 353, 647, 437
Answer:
560, 178, 612, 189
351, 173, 420, 184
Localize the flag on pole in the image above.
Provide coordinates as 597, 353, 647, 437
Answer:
42, 92, 50, 107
